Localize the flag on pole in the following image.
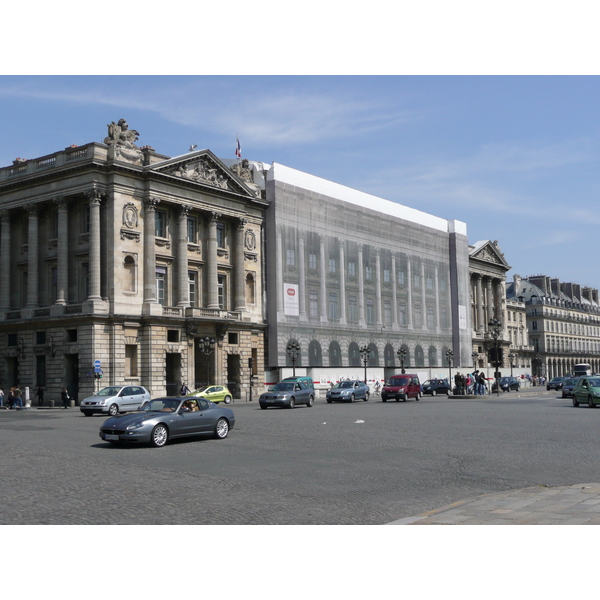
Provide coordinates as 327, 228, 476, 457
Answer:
235, 134, 241, 159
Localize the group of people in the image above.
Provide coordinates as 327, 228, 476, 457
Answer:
454, 371, 489, 395
0, 386, 72, 409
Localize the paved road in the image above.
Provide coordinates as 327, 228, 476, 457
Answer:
1, 388, 598, 524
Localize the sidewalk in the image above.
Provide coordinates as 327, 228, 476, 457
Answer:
388, 483, 600, 524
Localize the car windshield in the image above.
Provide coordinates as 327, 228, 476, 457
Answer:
564, 379, 577, 385
336, 382, 356, 389
388, 378, 408, 386
143, 399, 181, 412
194, 387, 209, 394
96, 386, 122, 397
270, 382, 294, 392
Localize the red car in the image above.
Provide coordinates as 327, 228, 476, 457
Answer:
381, 374, 422, 402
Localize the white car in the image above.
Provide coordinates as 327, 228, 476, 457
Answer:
80, 385, 151, 417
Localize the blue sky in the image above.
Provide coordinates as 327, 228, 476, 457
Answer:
2, 75, 600, 291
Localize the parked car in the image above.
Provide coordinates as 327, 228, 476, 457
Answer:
98, 396, 234, 447
561, 377, 580, 398
259, 381, 314, 409
282, 376, 315, 389
188, 385, 233, 404
80, 385, 151, 417
326, 380, 370, 403
381, 374, 422, 402
547, 377, 567, 391
421, 379, 451, 396
572, 377, 600, 408
492, 376, 521, 392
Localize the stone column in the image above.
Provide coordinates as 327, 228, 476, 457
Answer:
475, 274, 484, 333
298, 232, 307, 322
391, 254, 399, 330
375, 248, 382, 326
358, 244, 366, 328
406, 259, 413, 330
54, 197, 68, 305
25, 204, 39, 308
0, 210, 11, 310
86, 191, 102, 300
207, 212, 220, 310
276, 227, 284, 317
319, 234, 327, 324
339, 239, 347, 325
420, 261, 426, 330
177, 204, 191, 308
486, 277, 493, 326
143, 196, 159, 305
434, 264, 441, 334
234, 218, 247, 312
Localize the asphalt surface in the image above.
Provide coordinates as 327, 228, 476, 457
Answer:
1, 385, 599, 525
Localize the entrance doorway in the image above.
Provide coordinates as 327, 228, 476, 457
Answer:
227, 354, 241, 399
166, 353, 181, 396
64, 354, 79, 404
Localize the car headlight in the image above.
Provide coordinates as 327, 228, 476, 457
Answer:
127, 422, 146, 430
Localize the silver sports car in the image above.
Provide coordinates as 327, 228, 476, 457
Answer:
98, 397, 235, 447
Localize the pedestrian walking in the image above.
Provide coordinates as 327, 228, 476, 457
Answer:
180, 382, 191, 396
0, 388, 4, 407
61, 387, 70, 409
37, 386, 44, 406
12, 385, 22, 409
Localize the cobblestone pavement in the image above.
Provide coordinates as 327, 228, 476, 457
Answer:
1, 387, 598, 525
388, 482, 600, 524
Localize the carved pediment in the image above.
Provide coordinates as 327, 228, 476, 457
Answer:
470, 240, 510, 270
152, 151, 255, 197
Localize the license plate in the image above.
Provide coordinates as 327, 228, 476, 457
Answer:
105, 434, 119, 441
265, 399, 275, 403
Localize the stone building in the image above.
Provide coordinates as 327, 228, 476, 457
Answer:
264, 163, 472, 386
506, 275, 600, 378
469, 240, 534, 376
0, 120, 267, 403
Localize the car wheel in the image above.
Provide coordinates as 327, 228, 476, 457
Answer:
150, 424, 168, 447
589, 396, 596, 408
573, 396, 580, 407
82, 411, 93, 417
260, 404, 267, 409
214, 418, 229, 439
364, 392, 369, 401
307, 395, 314, 407
326, 398, 332, 403
224, 395, 232, 404
108, 404, 119, 417
288, 397, 295, 409
432, 389, 437, 397
382, 397, 387, 402
349, 393, 355, 403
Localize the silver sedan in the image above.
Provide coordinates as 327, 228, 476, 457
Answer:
326, 380, 370, 403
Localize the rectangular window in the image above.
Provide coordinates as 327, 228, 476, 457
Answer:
366, 298, 375, 324
426, 276, 433, 290
532, 321, 538, 330
328, 293, 338, 320
414, 273, 420, 288
50, 266, 57, 304
217, 223, 226, 248
36, 331, 46, 345
167, 330, 179, 343
81, 205, 90, 233
414, 304, 422, 327
383, 269, 390, 283
155, 210, 167, 238
439, 277, 446, 291
397, 270, 405, 285
67, 329, 78, 343
188, 271, 197, 307
399, 302, 406, 325
286, 248, 295, 266
80, 263, 89, 303
365, 266, 372, 280
384, 301, 392, 325
427, 306, 435, 328
156, 267, 166, 305
441, 307, 448, 329
348, 261, 356, 277
218, 274, 227, 309
187, 217, 197, 243
309, 291, 318, 318
329, 257, 336, 273
348, 295, 358, 322
228, 332, 239, 345
125, 345, 138, 377
308, 253, 317, 270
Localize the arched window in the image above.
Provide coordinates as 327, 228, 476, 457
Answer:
348, 342, 361, 367
415, 345, 425, 367
245, 273, 255, 305
123, 255, 136, 292
368, 342, 379, 367
428, 345, 438, 367
329, 341, 342, 367
308, 340, 323, 367
384, 344, 395, 367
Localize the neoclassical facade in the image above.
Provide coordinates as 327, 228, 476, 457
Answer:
507, 275, 600, 378
0, 120, 267, 402
265, 163, 472, 382
469, 240, 534, 375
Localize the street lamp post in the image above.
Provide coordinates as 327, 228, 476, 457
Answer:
488, 317, 502, 397
508, 352, 515, 378
446, 349, 454, 393
397, 346, 407, 374
359, 345, 371, 384
534, 353, 541, 379
471, 351, 478, 371
286, 341, 300, 378
198, 336, 216, 385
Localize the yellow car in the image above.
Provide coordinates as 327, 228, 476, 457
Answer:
189, 385, 233, 404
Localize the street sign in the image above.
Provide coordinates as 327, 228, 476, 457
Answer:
93, 360, 101, 368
